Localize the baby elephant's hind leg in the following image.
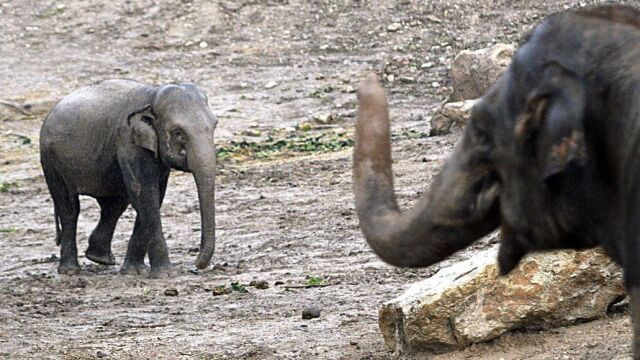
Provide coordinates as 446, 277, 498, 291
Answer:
43, 167, 81, 274
85, 196, 129, 265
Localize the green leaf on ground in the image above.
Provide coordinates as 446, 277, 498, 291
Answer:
305, 276, 324, 287
0, 182, 17, 193
230, 282, 248, 293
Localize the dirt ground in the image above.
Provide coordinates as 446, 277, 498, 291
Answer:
1, 0, 639, 359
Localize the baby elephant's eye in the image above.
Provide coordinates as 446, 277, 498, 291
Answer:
171, 128, 186, 142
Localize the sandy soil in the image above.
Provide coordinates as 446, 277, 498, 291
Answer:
1, 0, 639, 359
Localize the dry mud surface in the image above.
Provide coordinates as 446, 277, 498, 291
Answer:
0, 0, 639, 359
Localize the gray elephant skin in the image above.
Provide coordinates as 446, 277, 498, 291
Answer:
353, 5, 640, 358
40, 79, 217, 277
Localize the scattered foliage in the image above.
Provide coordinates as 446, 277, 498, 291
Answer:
305, 276, 324, 287
216, 132, 353, 162
230, 282, 248, 293
0, 182, 17, 193
214, 128, 429, 164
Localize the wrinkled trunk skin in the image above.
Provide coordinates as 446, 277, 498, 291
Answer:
353, 74, 501, 268
188, 144, 217, 269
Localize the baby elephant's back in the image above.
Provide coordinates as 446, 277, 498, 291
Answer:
41, 79, 147, 141
39, 79, 150, 193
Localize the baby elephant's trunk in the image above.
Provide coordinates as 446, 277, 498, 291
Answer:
189, 145, 217, 269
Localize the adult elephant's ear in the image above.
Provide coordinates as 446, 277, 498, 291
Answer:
514, 64, 587, 186
128, 104, 158, 158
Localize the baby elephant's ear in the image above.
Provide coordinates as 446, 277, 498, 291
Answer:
127, 104, 158, 157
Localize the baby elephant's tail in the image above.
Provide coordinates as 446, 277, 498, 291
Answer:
54, 209, 61, 245
41, 163, 65, 246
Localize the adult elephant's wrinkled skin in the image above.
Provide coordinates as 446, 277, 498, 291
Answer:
353, 5, 640, 358
40, 79, 217, 278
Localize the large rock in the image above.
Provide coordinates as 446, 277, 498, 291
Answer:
429, 99, 479, 136
379, 247, 625, 355
450, 43, 515, 101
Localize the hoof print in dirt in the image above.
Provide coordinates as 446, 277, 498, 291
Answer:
249, 280, 269, 289
212, 263, 227, 271
163, 288, 179, 297
302, 305, 321, 320
68, 277, 89, 289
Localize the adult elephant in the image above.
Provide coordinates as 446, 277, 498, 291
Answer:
40, 79, 217, 277
353, 5, 640, 358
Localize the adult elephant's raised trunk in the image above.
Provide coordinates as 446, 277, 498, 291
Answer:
353, 74, 501, 268
188, 143, 217, 269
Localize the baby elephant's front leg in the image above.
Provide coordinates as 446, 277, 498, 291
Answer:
120, 158, 175, 278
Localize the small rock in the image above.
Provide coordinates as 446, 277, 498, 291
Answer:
212, 286, 231, 296
302, 305, 321, 320
264, 81, 278, 89
274, 280, 285, 286
242, 129, 262, 137
333, 127, 346, 135
425, 14, 443, 23
163, 288, 179, 297
96, 350, 108, 358
250, 280, 269, 289
199, 41, 208, 48
387, 23, 402, 32
429, 99, 480, 135
313, 113, 337, 124
339, 84, 356, 93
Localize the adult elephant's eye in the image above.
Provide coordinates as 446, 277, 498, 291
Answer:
171, 128, 186, 143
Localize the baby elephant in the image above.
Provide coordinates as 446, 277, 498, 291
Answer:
40, 79, 217, 277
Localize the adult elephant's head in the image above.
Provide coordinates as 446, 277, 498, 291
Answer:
354, 29, 603, 274
128, 83, 217, 269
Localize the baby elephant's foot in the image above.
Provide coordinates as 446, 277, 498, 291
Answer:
119, 260, 149, 276
149, 263, 177, 279
58, 261, 81, 275
85, 247, 116, 265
